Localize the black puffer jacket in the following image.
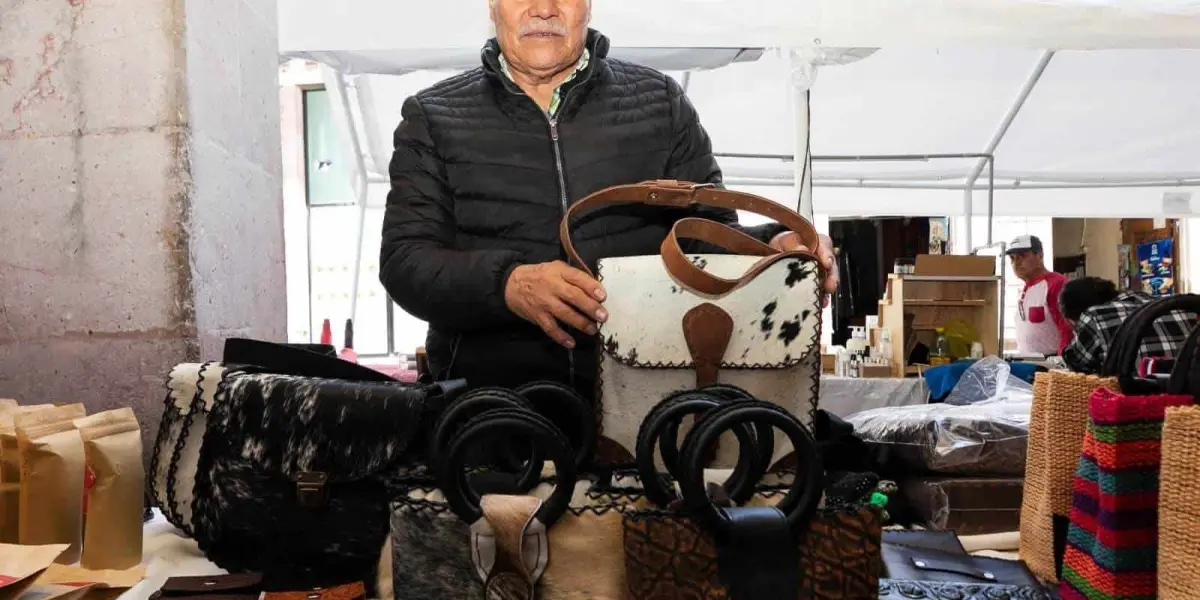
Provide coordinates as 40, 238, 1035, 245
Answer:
380, 30, 784, 395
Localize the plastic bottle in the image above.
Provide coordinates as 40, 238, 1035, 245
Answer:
319, 318, 333, 345
930, 327, 951, 366
339, 318, 358, 363
877, 329, 893, 366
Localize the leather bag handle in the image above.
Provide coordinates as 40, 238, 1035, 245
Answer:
558, 181, 821, 293
1101, 294, 1200, 393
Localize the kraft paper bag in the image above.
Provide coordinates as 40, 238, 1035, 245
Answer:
0, 542, 69, 600
23, 563, 146, 600
73, 409, 144, 569
0, 405, 54, 544
15, 405, 87, 564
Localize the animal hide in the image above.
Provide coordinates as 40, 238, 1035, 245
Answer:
190, 371, 430, 591
596, 254, 823, 466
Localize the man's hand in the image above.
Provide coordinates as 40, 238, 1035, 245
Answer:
770, 232, 839, 307
505, 261, 608, 348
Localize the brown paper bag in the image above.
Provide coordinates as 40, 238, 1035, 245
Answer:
0, 406, 55, 544
0, 543, 69, 600
19, 562, 146, 600
72, 409, 143, 569
15, 405, 87, 564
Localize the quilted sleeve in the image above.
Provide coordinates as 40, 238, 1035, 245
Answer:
379, 96, 524, 332
661, 75, 788, 250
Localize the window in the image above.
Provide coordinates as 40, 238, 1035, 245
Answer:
301, 89, 418, 357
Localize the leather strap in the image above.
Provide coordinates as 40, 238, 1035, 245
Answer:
558, 181, 821, 291
683, 303, 734, 387
714, 506, 801, 600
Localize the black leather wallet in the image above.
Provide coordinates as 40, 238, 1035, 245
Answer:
882, 544, 1039, 586
148, 573, 264, 600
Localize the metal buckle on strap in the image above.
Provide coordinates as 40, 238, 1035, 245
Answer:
646, 180, 716, 204
296, 471, 329, 509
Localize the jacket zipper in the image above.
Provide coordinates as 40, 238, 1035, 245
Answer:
548, 118, 569, 213
502, 77, 583, 388
545, 114, 576, 388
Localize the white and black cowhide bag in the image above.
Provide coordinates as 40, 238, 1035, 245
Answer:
560, 181, 826, 467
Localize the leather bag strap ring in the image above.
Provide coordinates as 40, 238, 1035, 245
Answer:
688, 384, 775, 481
431, 388, 541, 491
635, 392, 765, 508
513, 380, 597, 470
678, 401, 822, 535
440, 407, 577, 528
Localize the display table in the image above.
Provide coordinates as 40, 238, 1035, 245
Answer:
820, 376, 930, 417
122, 511, 223, 600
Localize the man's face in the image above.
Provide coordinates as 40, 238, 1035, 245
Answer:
1008, 250, 1040, 280
491, 0, 590, 77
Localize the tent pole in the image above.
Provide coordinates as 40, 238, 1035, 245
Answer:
964, 51, 1054, 187
965, 50, 1054, 246
325, 67, 372, 327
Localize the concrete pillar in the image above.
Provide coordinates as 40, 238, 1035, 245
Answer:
0, 0, 285, 448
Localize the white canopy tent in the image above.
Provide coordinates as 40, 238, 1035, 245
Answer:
279, 0, 1200, 322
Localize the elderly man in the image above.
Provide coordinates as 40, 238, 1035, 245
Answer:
380, 0, 837, 393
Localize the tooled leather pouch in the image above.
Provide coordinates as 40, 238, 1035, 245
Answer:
148, 573, 263, 600
882, 545, 1038, 586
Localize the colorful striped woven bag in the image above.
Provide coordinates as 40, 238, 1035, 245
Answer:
1059, 295, 1200, 599
1059, 387, 1192, 599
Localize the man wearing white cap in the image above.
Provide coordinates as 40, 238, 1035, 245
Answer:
1007, 235, 1072, 355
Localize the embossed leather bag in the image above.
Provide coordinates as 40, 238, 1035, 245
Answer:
622, 399, 884, 600
382, 386, 781, 600
559, 181, 826, 466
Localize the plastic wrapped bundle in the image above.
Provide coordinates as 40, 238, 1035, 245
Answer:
846, 392, 1032, 476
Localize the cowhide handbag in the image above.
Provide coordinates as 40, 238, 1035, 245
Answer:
622, 399, 885, 600
559, 181, 826, 466
186, 367, 464, 592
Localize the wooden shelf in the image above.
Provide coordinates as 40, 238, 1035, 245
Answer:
878, 274, 1000, 377
897, 275, 1001, 282
905, 299, 988, 307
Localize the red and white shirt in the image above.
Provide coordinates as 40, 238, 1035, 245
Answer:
1016, 272, 1073, 356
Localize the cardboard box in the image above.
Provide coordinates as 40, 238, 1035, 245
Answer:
821, 354, 836, 374
914, 255, 995, 277
859, 364, 892, 378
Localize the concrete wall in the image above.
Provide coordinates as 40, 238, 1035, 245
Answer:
0, 0, 284, 452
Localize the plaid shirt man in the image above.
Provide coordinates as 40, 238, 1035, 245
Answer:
1061, 291, 1196, 374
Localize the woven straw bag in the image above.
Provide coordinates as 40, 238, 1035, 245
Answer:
1157, 405, 1200, 600
1019, 370, 1119, 582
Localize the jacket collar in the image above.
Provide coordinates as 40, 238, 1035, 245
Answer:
481, 28, 609, 98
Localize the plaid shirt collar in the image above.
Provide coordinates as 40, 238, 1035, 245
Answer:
498, 49, 591, 117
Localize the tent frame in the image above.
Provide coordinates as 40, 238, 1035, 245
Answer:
315, 48, 1168, 329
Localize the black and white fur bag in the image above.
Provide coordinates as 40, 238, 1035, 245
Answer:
560, 181, 826, 467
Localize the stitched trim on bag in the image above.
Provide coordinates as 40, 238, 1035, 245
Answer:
594, 262, 821, 370
190, 364, 247, 547
622, 503, 877, 521
164, 361, 220, 536
392, 496, 635, 518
